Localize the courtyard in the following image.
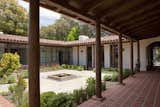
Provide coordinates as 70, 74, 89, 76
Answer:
0, 69, 107, 93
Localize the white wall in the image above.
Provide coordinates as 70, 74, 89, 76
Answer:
104, 44, 110, 68
71, 36, 160, 71
139, 36, 160, 71
72, 47, 78, 65
122, 42, 137, 69
79, 46, 87, 66
122, 36, 160, 71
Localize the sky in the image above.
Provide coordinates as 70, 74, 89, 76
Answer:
18, 0, 61, 27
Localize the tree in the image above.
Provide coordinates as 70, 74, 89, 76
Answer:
40, 15, 110, 40
0, 53, 21, 77
67, 26, 80, 41
40, 15, 79, 40
0, 0, 28, 35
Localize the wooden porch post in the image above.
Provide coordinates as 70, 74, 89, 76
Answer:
130, 39, 134, 76
28, 0, 40, 107
118, 34, 123, 84
137, 40, 140, 72
95, 20, 102, 98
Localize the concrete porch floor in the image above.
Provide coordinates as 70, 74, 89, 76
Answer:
79, 71, 160, 107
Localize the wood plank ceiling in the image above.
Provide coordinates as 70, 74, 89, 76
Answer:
39, 0, 160, 40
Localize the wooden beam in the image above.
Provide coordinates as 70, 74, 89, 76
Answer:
118, 34, 123, 84
39, 0, 132, 40
117, 9, 160, 29
137, 40, 140, 72
130, 21, 160, 35
82, 0, 103, 12
121, 16, 160, 32
130, 39, 134, 76
97, 1, 127, 19
111, 1, 160, 24
28, 0, 40, 107
95, 20, 102, 98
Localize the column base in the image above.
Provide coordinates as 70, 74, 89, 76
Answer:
92, 96, 105, 101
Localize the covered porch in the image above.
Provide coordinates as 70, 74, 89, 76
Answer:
26, 0, 160, 107
79, 71, 160, 107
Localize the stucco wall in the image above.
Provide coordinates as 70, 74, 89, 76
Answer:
79, 46, 87, 66
122, 42, 137, 69
139, 36, 160, 71
104, 44, 110, 68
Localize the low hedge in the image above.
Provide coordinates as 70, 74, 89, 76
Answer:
0, 75, 16, 84
40, 77, 106, 107
61, 64, 84, 71
103, 68, 131, 82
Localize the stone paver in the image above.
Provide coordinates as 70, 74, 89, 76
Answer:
79, 71, 160, 107
0, 96, 14, 107
0, 69, 103, 93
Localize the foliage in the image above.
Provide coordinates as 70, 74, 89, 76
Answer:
7, 75, 16, 83
0, 75, 8, 84
9, 73, 27, 107
40, 64, 62, 72
103, 75, 112, 81
123, 69, 131, 79
40, 15, 109, 41
0, 53, 21, 77
40, 15, 79, 40
72, 88, 87, 105
0, 0, 28, 35
0, 75, 16, 84
0, 91, 9, 96
67, 26, 80, 41
61, 64, 84, 71
40, 77, 106, 107
86, 77, 96, 97
111, 72, 118, 81
40, 92, 57, 107
103, 68, 131, 81
41, 92, 73, 107
21, 71, 28, 78
155, 47, 160, 62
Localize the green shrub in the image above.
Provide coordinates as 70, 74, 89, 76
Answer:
9, 85, 16, 93
86, 77, 96, 98
9, 73, 27, 107
77, 66, 84, 71
0, 53, 21, 77
123, 69, 131, 79
61, 64, 66, 69
72, 88, 87, 105
73, 65, 78, 69
111, 72, 118, 82
41, 92, 56, 107
21, 71, 28, 78
8, 76, 16, 83
0, 75, 8, 84
41, 92, 73, 107
0, 91, 9, 96
103, 75, 112, 81
102, 82, 106, 91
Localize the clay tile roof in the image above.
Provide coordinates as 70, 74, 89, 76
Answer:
0, 34, 128, 46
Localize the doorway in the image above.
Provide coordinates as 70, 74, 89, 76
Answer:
147, 42, 160, 70
87, 47, 92, 69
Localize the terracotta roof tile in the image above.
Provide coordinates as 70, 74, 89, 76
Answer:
0, 34, 127, 46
